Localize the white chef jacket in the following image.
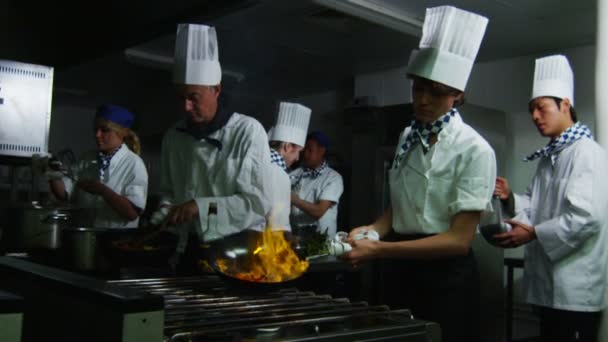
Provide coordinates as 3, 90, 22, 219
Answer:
289, 165, 343, 237
265, 162, 292, 232
64, 144, 148, 228
513, 137, 608, 312
159, 113, 272, 243
390, 112, 496, 234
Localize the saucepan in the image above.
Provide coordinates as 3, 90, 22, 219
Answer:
199, 229, 310, 290
61, 227, 138, 272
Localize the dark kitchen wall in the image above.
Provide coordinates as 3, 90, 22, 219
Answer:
346, 103, 413, 228
48, 51, 355, 196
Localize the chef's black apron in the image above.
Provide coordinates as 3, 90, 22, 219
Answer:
377, 231, 480, 342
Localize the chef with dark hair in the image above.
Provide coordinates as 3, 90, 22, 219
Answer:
289, 131, 344, 237
494, 55, 608, 342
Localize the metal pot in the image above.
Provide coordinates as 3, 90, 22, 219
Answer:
61, 227, 104, 272
61, 227, 137, 272
15, 202, 96, 251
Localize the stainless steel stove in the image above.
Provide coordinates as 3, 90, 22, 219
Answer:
112, 276, 440, 341
0, 257, 440, 341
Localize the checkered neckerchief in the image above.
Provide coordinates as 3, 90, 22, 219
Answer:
393, 108, 457, 167
270, 148, 287, 172
302, 160, 328, 179
97, 145, 122, 180
291, 161, 328, 190
524, 122, 593, 162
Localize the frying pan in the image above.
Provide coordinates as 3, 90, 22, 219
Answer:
200, 229, 309, 290
106, 229, 178, 267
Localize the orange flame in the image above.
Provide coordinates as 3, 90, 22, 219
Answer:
216, 228, 309, 283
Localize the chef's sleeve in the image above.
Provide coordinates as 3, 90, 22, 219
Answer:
513, 189, 532, 217
122, 158, 148, 211
534, 149, 607, 262
319, 172, 344, 204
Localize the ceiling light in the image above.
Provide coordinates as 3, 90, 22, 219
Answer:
124, 48, 246, 83
313, 0, 423, 37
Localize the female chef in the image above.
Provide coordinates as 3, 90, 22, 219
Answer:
49, 104, 148, 228
342, 6, 496, 342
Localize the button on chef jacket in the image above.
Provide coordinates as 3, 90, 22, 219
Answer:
159, 113, 272, 242
64, 144, 148, 228
289, 165, 343, 237
512, 137, 608, 311
390, 113, 496, 234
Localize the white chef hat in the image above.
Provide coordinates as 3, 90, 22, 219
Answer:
406, 6, 488, 91
531, 55, 574, 106
269, 102, 311, 147
173, 23, 222, 86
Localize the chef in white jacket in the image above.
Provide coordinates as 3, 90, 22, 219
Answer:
48, 104, 148, 228
494, 55, 608, 342
289, 131, 344, 237
266, 102, 311, 231
152, 24, 272, 269
341, 6, 495, 342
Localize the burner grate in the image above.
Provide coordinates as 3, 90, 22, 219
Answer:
110, 276, 440, 342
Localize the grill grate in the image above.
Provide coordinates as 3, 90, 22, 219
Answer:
110, 275, 439, 342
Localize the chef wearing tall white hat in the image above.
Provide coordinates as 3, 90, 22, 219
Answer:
494, 55, 608, 341
342, 6, 496, 341
151, 23, 272, 269
265, 102, 311, 230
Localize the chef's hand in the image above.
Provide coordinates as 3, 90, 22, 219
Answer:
493, 219, 536, 248
494, 177, 511, 200
76, 179, 107, 195
150, 206, 171, 226
339, 238, 380, 268
347, 226, 375, 244
166, 200, 199, 226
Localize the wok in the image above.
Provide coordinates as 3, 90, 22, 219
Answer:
106, 229, 178, 267
200, 229, 309, 290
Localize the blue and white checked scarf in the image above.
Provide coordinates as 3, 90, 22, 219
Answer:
270, 148, 287, 172
524, 122, 593, 162
97, 145, 122, 180
302, 160, 328, 179
291, 161, 328, 190
393, 108, 458, 167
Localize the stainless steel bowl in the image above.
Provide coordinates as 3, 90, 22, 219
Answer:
479, 222, 512, 246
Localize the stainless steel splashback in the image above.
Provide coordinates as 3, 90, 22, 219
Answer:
0, 60, 54, 158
